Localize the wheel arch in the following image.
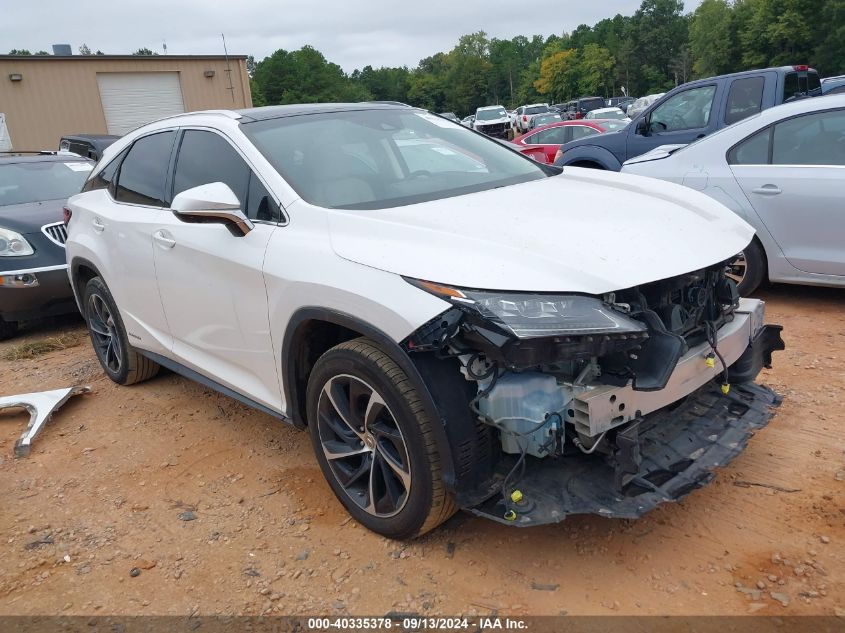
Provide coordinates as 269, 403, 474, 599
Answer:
69, 256, 104, 314
281, 308, 461, 490
559, 146, 622, 171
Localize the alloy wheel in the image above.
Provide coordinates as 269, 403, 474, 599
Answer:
87, 293, 122, 373
726, 251, 747, 285
316, 374, 412, 517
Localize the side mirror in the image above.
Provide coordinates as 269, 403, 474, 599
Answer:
635, 117, 649, 136
171, 182, 254, 236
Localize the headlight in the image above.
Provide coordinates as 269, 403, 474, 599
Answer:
0, 228, 35, 257
407, 279, 647, 339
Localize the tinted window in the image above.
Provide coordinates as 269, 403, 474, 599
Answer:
772, 110, 845, 166
570, 126, 599, 141
783, 71, 822, 102
728, 127, 771, 165
115, 132, 176, 206
725, 77, 765, 125
0, 160, 92, 206
579, 98, 605, 112
173, 130, 250, 204
246, 173, 282, 222
650, 85, 716, 132
83, 148, 128, 194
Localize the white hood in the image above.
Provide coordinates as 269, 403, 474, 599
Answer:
327, 167, 754, 295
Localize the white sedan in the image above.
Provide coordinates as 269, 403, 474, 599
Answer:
622, 94, 845, 294
585, 107, 631, 123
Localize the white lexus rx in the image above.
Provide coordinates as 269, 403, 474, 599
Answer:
66, 103, 784, 539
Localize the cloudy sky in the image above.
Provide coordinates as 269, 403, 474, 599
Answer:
4, 0, 702, 72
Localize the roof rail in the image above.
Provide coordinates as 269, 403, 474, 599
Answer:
154, 109, 242, 124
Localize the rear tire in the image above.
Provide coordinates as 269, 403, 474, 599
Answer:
728, 239, 766, 296
306, 338, 456, 539
0, 319, 18, 341
83, 277, 159, 385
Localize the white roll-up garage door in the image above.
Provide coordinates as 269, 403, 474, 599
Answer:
97, 72, 185, 135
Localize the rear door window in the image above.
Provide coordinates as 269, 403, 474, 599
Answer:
772, 110, 845, 166
728, 127, 771, 165
570, 126, 599, 141
725, 77, 765, 125
534, 127, 569, 144
114, 131, 176, 207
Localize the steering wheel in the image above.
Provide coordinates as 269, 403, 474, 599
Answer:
408, 170, 432, 179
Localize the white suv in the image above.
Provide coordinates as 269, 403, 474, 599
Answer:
66, 104, 783, 539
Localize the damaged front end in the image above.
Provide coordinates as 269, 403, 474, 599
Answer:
402, 264, 785, 525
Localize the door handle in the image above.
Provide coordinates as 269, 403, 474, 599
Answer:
153, 230, 176, 249
751, 184, 782, 195
92, 217, 105, 233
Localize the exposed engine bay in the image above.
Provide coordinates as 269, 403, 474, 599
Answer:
403, 262, 785, 524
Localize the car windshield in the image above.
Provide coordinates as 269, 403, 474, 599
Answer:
525, 106, 549, 115
0, 160, 92, 206
242, 109, 549, 210
476, 108, 508, 121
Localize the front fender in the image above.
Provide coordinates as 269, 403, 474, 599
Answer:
557, 145, 622, 171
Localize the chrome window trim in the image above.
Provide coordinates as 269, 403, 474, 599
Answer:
1, 264, 68, 276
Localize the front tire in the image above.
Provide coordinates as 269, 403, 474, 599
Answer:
83, 277, 159, 385
0, 319, 18, 341
306, 338, 456, 539
727, 239, 766, 296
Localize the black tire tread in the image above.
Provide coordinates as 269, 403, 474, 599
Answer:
85, 277, 159, 386
330, 338, 457, 537
736, 238, 767, 296
0, 319, 18, 341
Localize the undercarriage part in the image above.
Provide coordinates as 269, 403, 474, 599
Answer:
1, 386, 92, 457
467, 381, 781, 525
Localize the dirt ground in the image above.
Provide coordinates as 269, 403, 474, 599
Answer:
1, 284, 843, 618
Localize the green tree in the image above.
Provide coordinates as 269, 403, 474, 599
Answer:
8, 49, 32, 55
534, 49, 577, 102
132, 47, 157, 56
251, 46, 370, 105
815, 0, 845, 74
690, 0, 737, 77
577, 44, 615, 96
79, 43, 92, 55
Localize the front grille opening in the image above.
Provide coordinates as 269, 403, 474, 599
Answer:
42, 222, 68, 247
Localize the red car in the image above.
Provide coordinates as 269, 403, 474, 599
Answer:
512, 119, 629, 164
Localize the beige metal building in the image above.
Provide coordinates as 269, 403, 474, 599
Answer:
0, 55, 252, 150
